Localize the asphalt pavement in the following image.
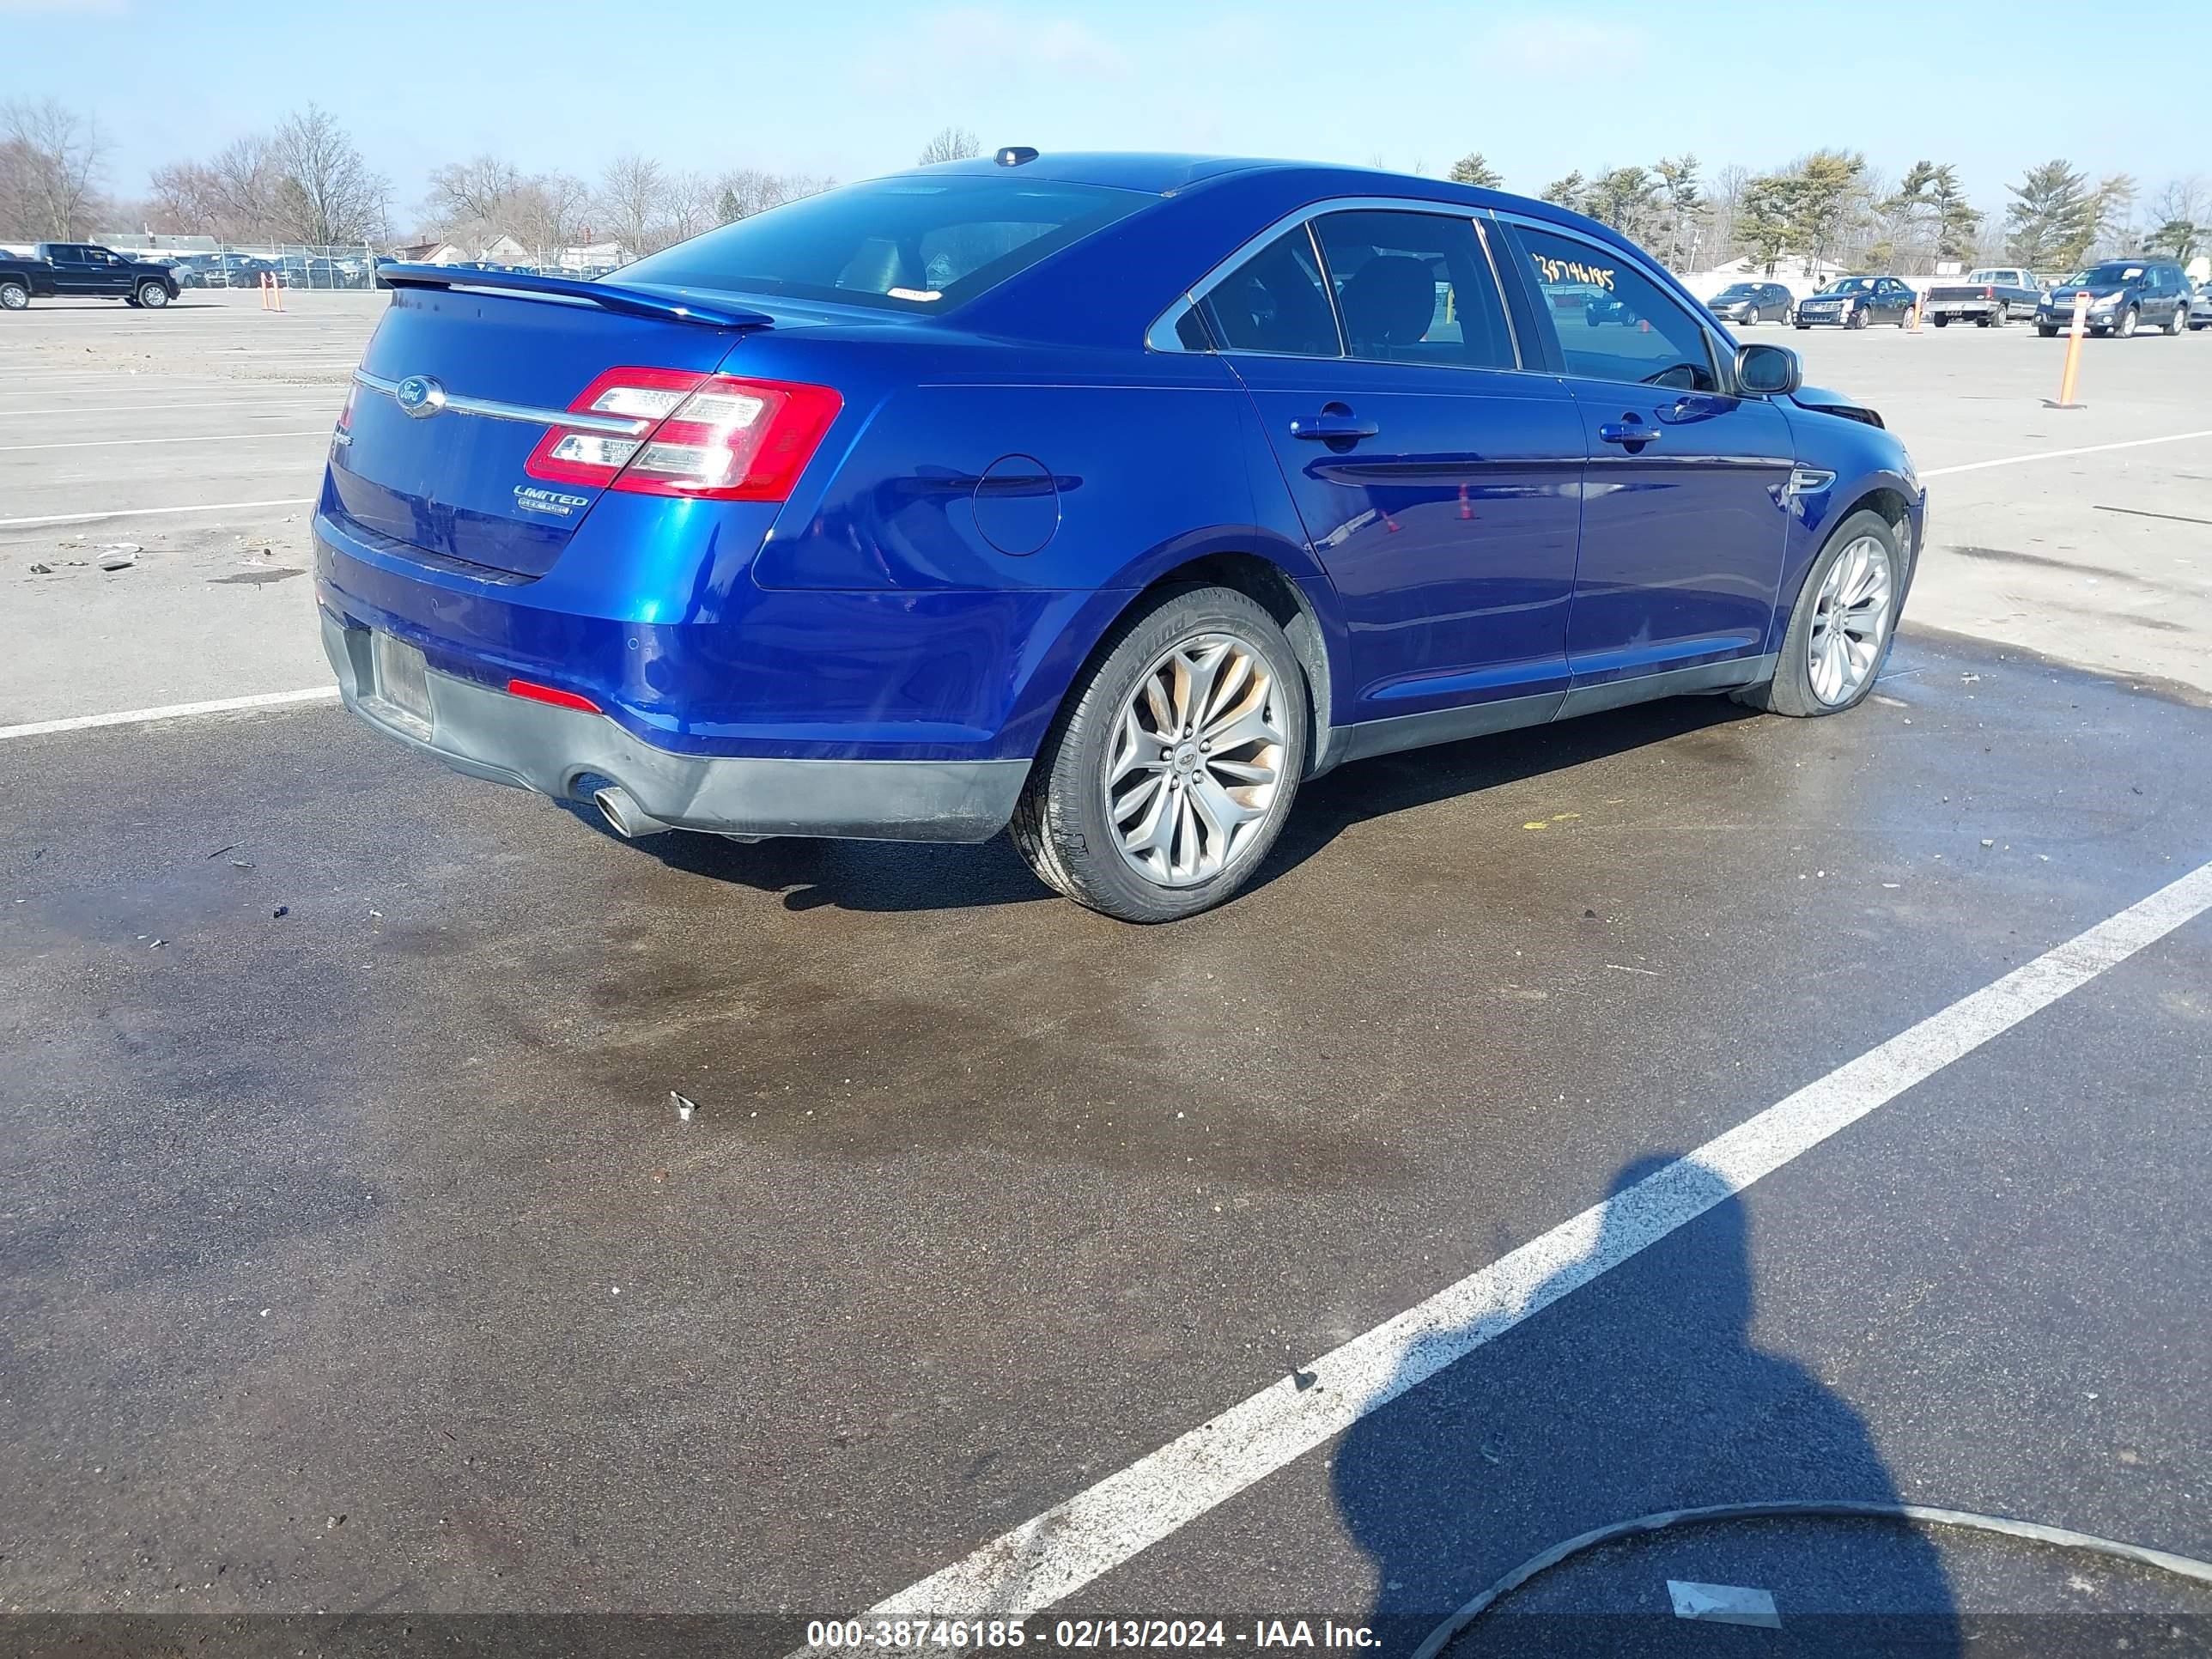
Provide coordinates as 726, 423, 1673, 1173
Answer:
3, 286, 2209, 1657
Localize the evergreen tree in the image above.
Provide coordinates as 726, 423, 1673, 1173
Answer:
2005, 160, 2097, 267
1448, 153, 1502, 189
1540, 171, 1587, 212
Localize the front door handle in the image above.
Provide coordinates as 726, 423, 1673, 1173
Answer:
1597, 419, 1662, 448
1290, 405, 1380, 443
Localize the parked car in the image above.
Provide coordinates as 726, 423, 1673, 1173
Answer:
0, 242, 180, 310
2037, 258, 2192, 337
1706, 281, 1794, 325
2190, 280, 2211, 331
318, 152, 1923, 921
164, 253, 223, 289
1922, 267, 2039, 327
1793, 275, 1916, 329
200, 252, 278, 288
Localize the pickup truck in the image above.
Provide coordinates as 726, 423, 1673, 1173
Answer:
0, 242, 183, 311
1921, 267, 2039, 327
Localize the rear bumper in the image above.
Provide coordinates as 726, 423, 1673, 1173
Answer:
321, 610, 1028, 843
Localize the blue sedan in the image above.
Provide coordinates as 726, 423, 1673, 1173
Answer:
317, 151, 1923, 921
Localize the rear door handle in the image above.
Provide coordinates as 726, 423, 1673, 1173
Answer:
1289, 407, 1380, 442
1597, 420, 1662, 447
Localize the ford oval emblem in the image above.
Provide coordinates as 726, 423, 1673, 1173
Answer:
394, 374, 446, 419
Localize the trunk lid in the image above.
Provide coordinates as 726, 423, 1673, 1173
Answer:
330, 283, 758, 579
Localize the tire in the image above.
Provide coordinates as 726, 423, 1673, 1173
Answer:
1989, 304, 2005, 327
1935, 314, 1950, 327
1009, 585, 1310, 922
1795, 320, 1811, 331
2165, 304, 2187, 337
2115, 306, 2137, 338
1733, 509, 1905, 718
1848, 307, 1868, 330
135, 281, 169, 308
2038, 324, 2058, 337
0, 278, 29, 311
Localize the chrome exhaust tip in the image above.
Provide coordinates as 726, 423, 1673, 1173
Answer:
590, 783, 672, 839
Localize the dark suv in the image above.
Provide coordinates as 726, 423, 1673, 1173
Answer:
2037, 257, 2191, 338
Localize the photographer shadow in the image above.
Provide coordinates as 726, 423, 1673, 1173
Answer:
1332, 1156, 1959, 1656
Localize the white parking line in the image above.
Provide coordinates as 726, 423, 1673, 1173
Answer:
854, 856, 2212, 1622
0, 496, 315, 529
0, 685, 337, 742
1923, 429, 2212, 478
0, 430, 328, 453
0, 401, 342, 418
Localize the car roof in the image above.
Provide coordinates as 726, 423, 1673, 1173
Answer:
897, 150, 1627, 234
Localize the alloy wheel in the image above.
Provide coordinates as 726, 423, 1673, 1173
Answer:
1807, 535, 1895, 707
1105, 631, 1289, 888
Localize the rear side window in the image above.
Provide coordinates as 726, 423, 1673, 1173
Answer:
1513, 223, 1717, 392
617, 175, 1150, 312
1197, 227, 1341, 358
1312, 210, 1515, 370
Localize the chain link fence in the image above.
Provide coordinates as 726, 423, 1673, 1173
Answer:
82, 239, 638, 291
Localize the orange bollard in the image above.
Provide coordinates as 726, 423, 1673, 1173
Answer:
2046, 291, 2090, 409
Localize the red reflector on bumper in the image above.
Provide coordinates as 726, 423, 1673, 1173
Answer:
506, 678, 601, 714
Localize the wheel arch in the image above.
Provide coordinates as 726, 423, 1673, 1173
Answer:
1769, 473, 1920, 655
1009, 544, 1346, 785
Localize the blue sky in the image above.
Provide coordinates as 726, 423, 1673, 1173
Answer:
8, 0, 2205, 219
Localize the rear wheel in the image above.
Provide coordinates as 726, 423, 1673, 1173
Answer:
135, 281, 169, 308
1735, 510, 1903, 718
1009, 586, 1309, 922
2038, 323, 2058, 337
0, 278, 30, 310
1935, 314, 1950, 327
2166, 302, 2189, 336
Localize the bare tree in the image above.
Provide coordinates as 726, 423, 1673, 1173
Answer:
0, 98, 110, 240
707, 167, 838, 225
423, 155, 592, 254
150, 135, 283, 240
594, 154, 672, 256
266, 104, 388, 244
917, 126, 980, 167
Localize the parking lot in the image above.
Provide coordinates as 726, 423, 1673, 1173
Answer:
5, 290, 2210, 1652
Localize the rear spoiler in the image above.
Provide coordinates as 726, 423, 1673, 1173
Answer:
379, 264, 774, 330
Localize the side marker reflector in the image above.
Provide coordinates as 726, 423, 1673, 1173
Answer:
506, 678, 601, 714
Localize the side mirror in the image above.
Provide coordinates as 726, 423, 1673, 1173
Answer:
1735, 342, 1802, 397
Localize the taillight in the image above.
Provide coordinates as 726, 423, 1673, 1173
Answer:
525, 366, 841, 502
1983, 286, 1995, 299
335, 381, 357, 442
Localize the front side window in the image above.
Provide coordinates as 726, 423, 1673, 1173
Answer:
1196, 227, 1341, 358
1312, 210, 1515, 370
1514, 223, 1716, 391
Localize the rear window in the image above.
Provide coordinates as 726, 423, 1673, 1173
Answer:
617, 175, 1151, 312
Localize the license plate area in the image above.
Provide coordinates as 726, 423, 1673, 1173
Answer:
366, 632, 434, 737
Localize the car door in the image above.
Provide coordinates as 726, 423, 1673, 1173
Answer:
1498, 217, 1796, 697
1186, 207, 1586, 734
46, 246, 95, 295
